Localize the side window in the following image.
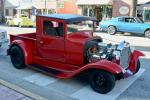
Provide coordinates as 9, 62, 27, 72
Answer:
125, 18, 136, 23
118, 18, 124, 22
43, 21, 64, 37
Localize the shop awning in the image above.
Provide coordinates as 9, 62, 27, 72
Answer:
76, 0, 113, 5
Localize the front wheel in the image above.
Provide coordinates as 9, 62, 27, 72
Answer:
144, 29, 150, 38
10, 46, 26, 69
107, 26, 117, 35
89, 70, 116, 94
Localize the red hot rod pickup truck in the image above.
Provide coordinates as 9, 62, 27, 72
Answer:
7, 14, 144, 94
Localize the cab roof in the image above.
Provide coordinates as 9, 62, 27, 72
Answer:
37, 14, 97, 24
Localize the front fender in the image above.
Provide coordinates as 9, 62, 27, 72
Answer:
81, 60, 123, 74
128, 50, 145, 73
9, 40, 33, 64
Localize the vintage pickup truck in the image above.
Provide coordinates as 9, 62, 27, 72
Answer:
7, 14, 144, 94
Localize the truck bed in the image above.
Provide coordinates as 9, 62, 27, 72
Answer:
10, 33, 36, 41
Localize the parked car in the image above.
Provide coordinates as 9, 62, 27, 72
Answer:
100, 16, 150, 38
7, 14, 144, 94
6, 14, 34, 27
0, 29, 7, 47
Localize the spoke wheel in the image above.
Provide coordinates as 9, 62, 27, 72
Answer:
145, 29, 150, 38
108, 26, 117, 35
90, 70, 115, 94
10, 46, 26, 69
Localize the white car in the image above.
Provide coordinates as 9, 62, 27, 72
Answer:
0, 29, 7, 47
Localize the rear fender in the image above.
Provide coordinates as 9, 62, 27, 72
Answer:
9, 40, 33, 64
81, 60, 123, 74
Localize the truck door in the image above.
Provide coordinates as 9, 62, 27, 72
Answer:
37, 19, 65, 62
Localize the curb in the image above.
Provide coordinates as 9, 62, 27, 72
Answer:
0, 79, 47, 100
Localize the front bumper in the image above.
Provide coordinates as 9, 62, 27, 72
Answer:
122, 50, 144, 78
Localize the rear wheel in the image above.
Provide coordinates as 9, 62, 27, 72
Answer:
89, 70, 115, 94
107, 26, 117, 35
10, 46, 26, 69
144, 29, 150, 38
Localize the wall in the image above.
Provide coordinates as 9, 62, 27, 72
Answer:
57, 0, 78, 14
112, 0, 132, 17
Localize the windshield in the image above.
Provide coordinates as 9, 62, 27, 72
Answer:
67, 21, 95, 34
135, 17, 144, 23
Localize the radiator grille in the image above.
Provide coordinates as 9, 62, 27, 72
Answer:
120, 46, 131, 69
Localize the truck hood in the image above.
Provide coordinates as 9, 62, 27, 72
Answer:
67, 30, 94, 43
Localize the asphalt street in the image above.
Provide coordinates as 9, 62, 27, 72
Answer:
0, 25, 150, 100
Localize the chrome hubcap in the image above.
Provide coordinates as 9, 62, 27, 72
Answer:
95, 74, 106, 87
108, 26, 115, 34
145, 30, 150, 38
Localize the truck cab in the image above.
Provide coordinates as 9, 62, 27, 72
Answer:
8, 14, 144, 94
35, 14, 99, 65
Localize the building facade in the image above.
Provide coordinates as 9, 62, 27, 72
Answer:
76, 0, 150, 22
76, 0, 135, 21
0, 0, 4, 22
57, 0, 78, 14
137, 0, 150, 22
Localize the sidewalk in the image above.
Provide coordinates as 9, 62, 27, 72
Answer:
0, 84, 33, 100
0, 79, 47, 100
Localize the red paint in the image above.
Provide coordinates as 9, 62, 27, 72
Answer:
128, 50, 145, 73
8, 15, 144, 79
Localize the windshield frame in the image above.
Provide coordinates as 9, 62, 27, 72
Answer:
66, 20, 96, 35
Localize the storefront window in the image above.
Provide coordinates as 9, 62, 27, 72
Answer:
36, 9, 42, 14
82, 5, 112, 22
144, 10, 150, 22
43, 9, 47, 14
82, 6, 88, 16
48, 9, 55, 14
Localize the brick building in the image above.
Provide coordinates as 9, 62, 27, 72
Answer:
76, 0, 134, 21
76, 0, 150, 21
57, 0, 78, 14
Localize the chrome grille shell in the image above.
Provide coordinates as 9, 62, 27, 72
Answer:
119, 46, 131, 69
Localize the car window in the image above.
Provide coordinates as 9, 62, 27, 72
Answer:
125, 18, 136, 23
43, 21, 64, 37
118, 18, 124, 22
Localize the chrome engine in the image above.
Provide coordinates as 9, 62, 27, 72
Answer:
89, 41, 132, 69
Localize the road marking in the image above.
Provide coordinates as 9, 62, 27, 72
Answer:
24, 73, 57, 87
71, 68, 145, 100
